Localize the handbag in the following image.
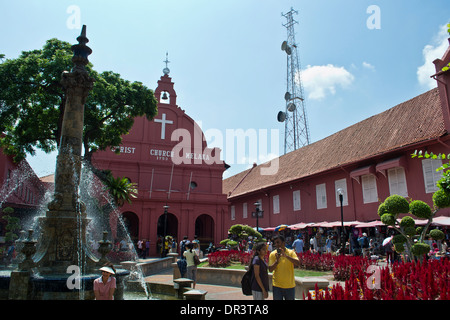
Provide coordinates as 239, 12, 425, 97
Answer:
193, 254, 201, 266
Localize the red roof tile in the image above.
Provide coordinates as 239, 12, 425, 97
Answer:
223, 88, 445, 198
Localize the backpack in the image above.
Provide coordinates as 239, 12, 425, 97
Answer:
241, 263, 254, 296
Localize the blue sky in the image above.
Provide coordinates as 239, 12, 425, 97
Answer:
1, 0, 449, 179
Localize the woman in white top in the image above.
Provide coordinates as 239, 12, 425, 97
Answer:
183, 242, 198, 288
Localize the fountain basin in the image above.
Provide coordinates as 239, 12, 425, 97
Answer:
0, 268, 130, 300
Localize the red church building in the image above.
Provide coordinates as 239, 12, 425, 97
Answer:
91, 67, 229, 256
223, 38, 450, 232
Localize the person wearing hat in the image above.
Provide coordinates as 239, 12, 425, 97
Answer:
94, 263, 116, 300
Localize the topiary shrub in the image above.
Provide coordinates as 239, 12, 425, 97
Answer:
409, 200, 432, 219
411, 243, 430, 257
404, 226, 416, 237
381, 213, 396, 226
432, 189, 450, 208
377, 203, 388, 217
384, 195, 410, 216
400, 216, 415, 228
429, 229, 445, 241
394, 243, 405, 253
392, 234, 407, 245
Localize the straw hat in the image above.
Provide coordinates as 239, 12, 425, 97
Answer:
99, 266, 115, 274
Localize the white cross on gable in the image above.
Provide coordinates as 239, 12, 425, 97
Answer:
154, 113, 173, 140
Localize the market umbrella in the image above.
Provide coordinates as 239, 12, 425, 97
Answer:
382, 236, 393, 246
275, 224, 289, 232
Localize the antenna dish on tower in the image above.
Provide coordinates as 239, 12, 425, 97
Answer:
277, 111, 286, 122
287, 103, 296, 112
284, 92, 291, 101
281, 41, 292, 55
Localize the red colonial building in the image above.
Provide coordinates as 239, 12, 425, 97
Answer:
223, 38, 450, 231
92, 69, 229, 256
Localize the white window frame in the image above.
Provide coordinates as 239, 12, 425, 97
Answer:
335, 178, 348, 207
387, 167, 408, 197
316, 183, 327, 209
273, 195, 280, 214
231, 205, 235, 220
361, 174, 378, 204
293, 190, 301, 211
422, 159, 443, 193
243, 202, 248, 219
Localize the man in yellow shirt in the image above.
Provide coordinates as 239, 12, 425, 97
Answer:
269, 235, 300, 300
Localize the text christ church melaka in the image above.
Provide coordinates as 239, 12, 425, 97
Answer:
92, 65, 229, 256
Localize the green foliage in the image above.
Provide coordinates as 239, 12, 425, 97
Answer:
429, 229, 445, 241
220, 239, 230, 245
377, 203, 388, 217
104, 175, 137, 207
394, 243, 405, 253
0, 38, 158, 163
228, 224, 262, 240
392, 234, 407, 245
383, 195, 409, 216
404, 226, 416, 236
400, 216, 415, 228
411, 243, 430, 257
2, 207, 14, 214
432, 189, 450, 208
227, 240, 238, 247
2, 213, 20, 243
381, 213, 396, 226
409, 200, 432, 219
436, 170, 450, 194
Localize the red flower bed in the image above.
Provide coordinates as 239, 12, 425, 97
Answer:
308, 258, 450, 300
296, 252, 335, 271
207, 250, 254, 267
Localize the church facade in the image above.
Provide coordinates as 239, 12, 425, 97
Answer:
91, 69, 229, 256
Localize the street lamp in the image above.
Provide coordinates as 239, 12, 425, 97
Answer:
336, 188, 345, 255
162, 204, 169, 257
252, 201, 264, 232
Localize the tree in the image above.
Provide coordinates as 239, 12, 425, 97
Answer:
104, 175, 138, 207
2, 207, 20, 243
0, 38, 157, 170
377, 150, 450, 261
223, 224, 265, 250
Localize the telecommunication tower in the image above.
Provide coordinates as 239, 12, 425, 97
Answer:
277, 8, 310, 154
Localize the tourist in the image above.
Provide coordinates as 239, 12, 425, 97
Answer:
268, 235, 300, 300
310, 234, 318, 253
251, 242, 269, 300
326, 235, 333, 253
192, 235, 201, 258
180, 236, 189, 257
183, 242, 198, 289
94, 263, 116, 300
137, 239, 144, 258
358, 233, 370, 257
144, 239, 150, 259
292, 234, 304, 254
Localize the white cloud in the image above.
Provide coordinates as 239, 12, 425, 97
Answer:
362, 61, 375, 71
300, 64, 355, 100
417, 24, 449, 90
